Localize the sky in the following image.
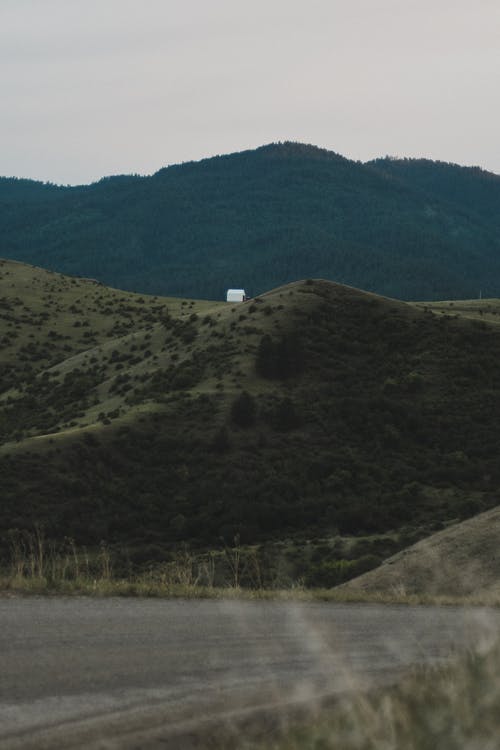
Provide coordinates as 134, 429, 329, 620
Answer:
1, 0, 499, 185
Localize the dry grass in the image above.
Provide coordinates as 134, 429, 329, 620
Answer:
3, 573, 500, 608
3, 528, 500, 606
342, 506, 500, 600
227, 637, 500, 750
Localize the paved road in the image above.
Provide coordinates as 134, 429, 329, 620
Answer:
0, 597, 499, 749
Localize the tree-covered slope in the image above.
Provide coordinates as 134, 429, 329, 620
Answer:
2, 260, 500, 554
1, 142, 500, 301
368, 157, 500, 228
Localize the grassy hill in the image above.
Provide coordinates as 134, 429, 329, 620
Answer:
1, 142, 500, 301
2, 259, 500, 578
342, 505, 500, 598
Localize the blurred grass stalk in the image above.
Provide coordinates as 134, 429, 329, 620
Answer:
233, 637, 500, 750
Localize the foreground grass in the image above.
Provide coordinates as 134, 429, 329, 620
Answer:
225, 637, 500, 750
3, 528, 500, 605
3, 572, 500, 608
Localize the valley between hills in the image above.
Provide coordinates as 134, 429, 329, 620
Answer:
1, 257, 500, 592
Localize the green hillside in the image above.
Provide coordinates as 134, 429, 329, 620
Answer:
1, 142, 500, 301
2, 259, 500, 568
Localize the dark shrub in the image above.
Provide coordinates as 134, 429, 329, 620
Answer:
231, 391, 256, 428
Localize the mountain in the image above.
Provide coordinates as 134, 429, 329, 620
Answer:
368, 156, 500, 229
1, 143, 500, 301
2, 259, 500, 566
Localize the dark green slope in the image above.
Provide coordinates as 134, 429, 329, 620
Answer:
368, 157, 500, 228
1, 142, 500, 301
1, 262, 500, 552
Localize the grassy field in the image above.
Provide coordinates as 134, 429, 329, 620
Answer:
415, 297, 500, 326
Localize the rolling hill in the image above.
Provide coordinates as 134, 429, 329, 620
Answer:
343, 505, 500, 598
2, 259, 500, 572
1, 142, 500, 301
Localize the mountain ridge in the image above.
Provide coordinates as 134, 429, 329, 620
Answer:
1, 142, 500, 302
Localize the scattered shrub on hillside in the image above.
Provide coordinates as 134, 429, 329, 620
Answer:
256, 333, 304, 379
231, 391, 256, 428
212, 426, 231, 452
267, 397, 301, 431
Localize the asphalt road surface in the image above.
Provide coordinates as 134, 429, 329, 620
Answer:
1, 597, 498, 749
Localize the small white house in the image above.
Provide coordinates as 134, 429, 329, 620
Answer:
226, 289, 247, 303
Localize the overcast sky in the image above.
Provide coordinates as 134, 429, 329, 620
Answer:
1, 0, 499, 184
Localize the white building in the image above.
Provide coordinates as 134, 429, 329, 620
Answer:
226, 289, 247, 303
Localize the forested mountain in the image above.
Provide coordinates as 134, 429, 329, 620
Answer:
368, 157, 500, 228
1, 143, 500, 301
